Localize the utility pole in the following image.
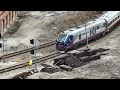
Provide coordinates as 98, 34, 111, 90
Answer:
85, 23, 89, 48
30, 39, 37, 70
2, 28, 5, 63
34, 40, 37, 70
84, 12, 89, 48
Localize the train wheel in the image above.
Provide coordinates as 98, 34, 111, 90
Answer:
74, 44, 78, 49
102, 32, 106, 36
107, 29, 110, 33
93, 36, 97, 40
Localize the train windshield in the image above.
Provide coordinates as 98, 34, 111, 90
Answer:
57, 34, 67, 42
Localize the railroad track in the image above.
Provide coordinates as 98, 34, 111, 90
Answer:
0, 51, 63, 74
0, 40, 56, 60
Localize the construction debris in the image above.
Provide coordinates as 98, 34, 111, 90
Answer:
40, 67, 60, 74
59, 65, 73, 71
10, 69, 38, 79
40, 63, 52, 68
40, 48, 109, 74
53, 48, 109, 68
73, 77, 87, 79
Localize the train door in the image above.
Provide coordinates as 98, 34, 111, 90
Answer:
90, 27, 96, 36
103, 19, 108, 32
68, 35, 73, 45
90, 27, 97, 40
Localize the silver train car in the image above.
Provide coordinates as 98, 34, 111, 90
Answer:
56, 11, 120, 51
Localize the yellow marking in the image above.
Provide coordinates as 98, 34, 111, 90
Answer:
11, 60, 22, 62
28, 60, 32, 65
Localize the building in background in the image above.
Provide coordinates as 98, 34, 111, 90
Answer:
0, 11, 20, 34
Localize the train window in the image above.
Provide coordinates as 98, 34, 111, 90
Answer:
86, 31, 89, 34
109, 23, 111, 26
82, 32, 86, 36
90, 30, 92, 36
113, 20, 114, 22
79, 34, 81, 40
110, 21, 112, 25
92, 27, 96, 34
57, 34, 67, 42
103, 23, 107, 27
97, 26, 99, 29
90, 28, 96, 36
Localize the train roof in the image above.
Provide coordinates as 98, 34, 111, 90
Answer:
62, 18, 104, 35
61, 11, 120, 35
99, 11, 120, 20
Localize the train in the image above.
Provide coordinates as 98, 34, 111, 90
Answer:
56, 11, 120, 51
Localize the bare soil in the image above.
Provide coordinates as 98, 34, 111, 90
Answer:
2, 11, 117, 79
27, 23, 120, 79
0, 11, 103, 62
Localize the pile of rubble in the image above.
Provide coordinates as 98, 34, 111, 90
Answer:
40, 67, 60, 74
10, 69, 38, 79
40, 48, 109, 74
54, 48, 109, 67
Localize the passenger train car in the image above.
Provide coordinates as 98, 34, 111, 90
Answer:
56, 11, 120, 51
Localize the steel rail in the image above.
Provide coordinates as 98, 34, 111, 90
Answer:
0, 40, 56, 60
0, 52, 63, 74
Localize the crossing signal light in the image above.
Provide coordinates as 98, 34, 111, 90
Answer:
30, 39, 34, 45
0, 43, 2, 48
30, 49, 34, 55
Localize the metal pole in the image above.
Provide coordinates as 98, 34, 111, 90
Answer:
84, 11, 89, 49
85, 23, 88, 48
34, 40, 37, 70
2, 28, 5, 63
5, 39, 7, 62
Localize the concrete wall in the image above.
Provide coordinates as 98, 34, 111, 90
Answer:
0, 11, 19, 34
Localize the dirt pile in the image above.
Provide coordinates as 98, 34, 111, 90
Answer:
11, 69, 38, 79
40, 67, 60, 74
40, 64, 73, 74
40, 48, 109, 74
53, 48, 109, 68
